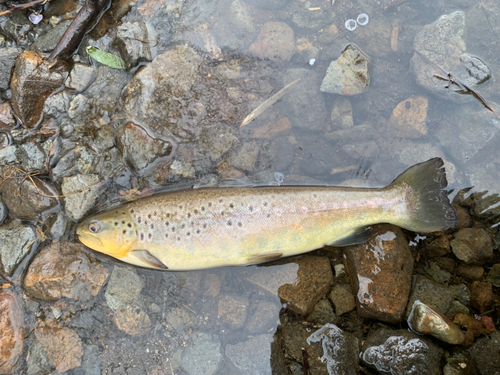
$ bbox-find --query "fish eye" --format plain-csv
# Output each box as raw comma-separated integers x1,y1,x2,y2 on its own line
88,221,101,233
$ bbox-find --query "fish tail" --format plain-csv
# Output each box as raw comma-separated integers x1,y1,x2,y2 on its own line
388,158,457,232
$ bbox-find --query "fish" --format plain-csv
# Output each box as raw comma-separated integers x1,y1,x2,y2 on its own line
76,158,457,270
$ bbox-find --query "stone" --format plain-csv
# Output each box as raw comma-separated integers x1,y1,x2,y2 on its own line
35,326,83,373
0,48,22,90
26,339,55,375
271,136,294,171
405,275,455,320
33,20,71,52
11,51,69,128
0,102,16,131
249,22,296,62
451,228,493,265
64,62,95,92
457,264,484,280
342,140,379,159
2,12,33,42
244,0,291,11
324,124,379,144
278,256,333,315
449,283,471,306
343,224,413,323
23,242,109,301
487,263,500,287
0,219,37,277
246,300,280,334
426,261,452,284
446,300,470,319
0,291,24,374
454,204,472,229
170,160,195,178
426,235,451,257
181,332,221,375
227,140,261,172
228,0,255,33
198,124,237,160
470,281,493,313
330,97,353,129
306,299,336,325
217,294,249,329
61,174,101,221
0,200,6,227
470,331,500,375
225,334,273,375
105,265,144,311
113,305,151,335
329,284,356,316
251,117,291,139
362,329,443,375
320,44,370,95
114,21,154,69
166,307,196,334
388,96,428,138
244,262,298,296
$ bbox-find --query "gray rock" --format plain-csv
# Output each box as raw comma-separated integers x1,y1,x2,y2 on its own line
324,124,380,144
244,0,292,11
2,12,33,43
114,21,155,69
0,199,6,226
246,300,280,334
170,160,195,178
271,136,294,172
64,62,95,92
181,332,221,375
470,331,500,375
306,299,336,325
0,47,23,90
61,174,101,221
329,284,356,316
78,344,100,375
330,97,353,129
225,334,273,375
229,0,256,33
249,22,296,62
487,263,500,287
27,339,55,375
68,94,91,120
342,141,379,159
105,265,144,311
0,219,37,276
84,65,130,108
0,145,17,171
43,91,70,119
451,228,493,265
320,44,370,95
448,283,471,306
405,275,455,320
33,20,71,52
17,141,47,173
166,307,196,334
228,140,260,171
198,124,237,161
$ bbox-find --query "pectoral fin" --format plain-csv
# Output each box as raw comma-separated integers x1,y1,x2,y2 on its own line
328,226,372,247
130,250,169,269
247,252,283,264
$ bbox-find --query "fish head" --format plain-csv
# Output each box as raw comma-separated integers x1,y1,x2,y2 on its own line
76,209,138,259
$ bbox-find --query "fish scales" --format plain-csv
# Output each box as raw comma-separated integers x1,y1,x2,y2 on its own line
76,158,457,270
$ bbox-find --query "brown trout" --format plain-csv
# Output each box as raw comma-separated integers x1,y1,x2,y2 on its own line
76,158,457,270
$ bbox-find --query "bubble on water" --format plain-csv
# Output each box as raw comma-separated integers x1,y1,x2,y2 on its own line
309,58,316,66
274,172,284,185
357,13,369,26
345,19,357,31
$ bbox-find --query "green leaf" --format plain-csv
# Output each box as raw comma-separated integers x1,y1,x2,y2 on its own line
86,46,126,69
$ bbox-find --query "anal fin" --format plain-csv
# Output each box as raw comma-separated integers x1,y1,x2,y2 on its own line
131,250,169,269
327,226,372,247
247,252,283,264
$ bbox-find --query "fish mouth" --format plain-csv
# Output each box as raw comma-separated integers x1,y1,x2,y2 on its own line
76,231,103,247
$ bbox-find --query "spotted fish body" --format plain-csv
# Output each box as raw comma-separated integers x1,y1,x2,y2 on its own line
77,158,457,270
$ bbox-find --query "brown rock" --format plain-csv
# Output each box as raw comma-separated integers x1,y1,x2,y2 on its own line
246,300,280,334
0,291,24,375
217,159,244,180
389,96,428,138
425,235,450,257
278,256,333,315
217,294,249,329
249,22,296,62
0,102,16,131
454,204,472,229
471,281,493,313
35,326,83,373
330,97,353,129
457,264,484,280
24,242,109,301
344,224,413,323
204,273,222,297
451,228,493,265
329,284,356,316
251,117,291,139
113,305,151,335
11,51,69,128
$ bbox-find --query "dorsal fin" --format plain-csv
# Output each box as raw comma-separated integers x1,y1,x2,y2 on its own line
327,226,372,247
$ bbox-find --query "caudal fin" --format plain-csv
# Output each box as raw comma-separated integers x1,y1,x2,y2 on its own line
388,158,457,233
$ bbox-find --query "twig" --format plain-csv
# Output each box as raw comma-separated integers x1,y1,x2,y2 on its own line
0,0,49,17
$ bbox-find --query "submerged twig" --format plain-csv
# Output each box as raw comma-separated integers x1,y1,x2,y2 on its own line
0,0,50,17
240,78,301,127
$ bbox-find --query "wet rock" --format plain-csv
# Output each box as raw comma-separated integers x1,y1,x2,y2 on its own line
117,122,174,173
446,300,470,319
170,160,195,178
282,68,327,132
324,124,380,144
113,305,151,335
0,102,15,130
23,242,109,301
11,51,69,128
470,281,493,313
105,265,144,311
217,294,249,329
320,44,370,95
426,235,451,257
306,298,336,325
470,331,500,374
451,228,493,265
411,11,491,102
329,284,356,316
245,0,291,11
487,263,500,287
0,200,6,226
84,65,130,109
407,300,465,345
342,140,379,159
166,307,196,334
0,219,37,276
0,291,24,374
405,275,455,320
249,22,296,62
388,96,428,138
344,225,413,323
426,261,452,284
0,146,18,171
271,136,294,171
0,48,22,90
198,124,237,161
68,93,91,121
33,20,71,52
225,334,273,375
246,300,280,334
61,174,101,221
228,0,256,33
278,256,333,315
244,262,298,296
35,326,83,373
114,21,155,69
457,263,484,280
64,62,95,92
362,329,443,375
227,140,260,171
454,204,472,229
43,90,69,120
181,332,221,375
123,45,203,141
2,12,33,43
27,339,55,375
449,283,471,306
354,18,393,57
454,313,494,345
251,117,291,140
330,97,353,129
1,176,58,220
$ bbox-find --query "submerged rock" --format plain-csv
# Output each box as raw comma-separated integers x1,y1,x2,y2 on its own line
388,96,428,138
0,291,24,374
113,305,151,336
34,326,83,373
329,284,356,316
470,281,493,313
405,275,455,320
451,228,493,265
181,332,221,375
330,97,353,129
0,102,16,131
470,331,500,375
23,242,109,301
217,294,249,329
249,22,296,62
64,62,95,92
105,265,144,311
225,334,273,375
114,21,155,69
0,219,37,277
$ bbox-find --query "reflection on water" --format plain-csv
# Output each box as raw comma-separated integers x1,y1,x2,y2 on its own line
0,0,500,373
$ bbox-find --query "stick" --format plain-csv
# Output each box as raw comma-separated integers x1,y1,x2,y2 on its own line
0,0,49,17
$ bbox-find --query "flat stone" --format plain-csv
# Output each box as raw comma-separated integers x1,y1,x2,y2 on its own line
61,174,101,221
470,281,493,313
198,124,237,160
343,224,413,323
0,291,24,374
35,326,83,373
244,262,298,296
405,275,455,320
0,48,23,90
0,102,16,131
425,235,451,257
470,331,500,374
64,62,95,92
252,117,291,139
249,22,295,62
388,96,428,138
33,20,71,52
217,294,249,329
0,219,37,277
113,305,151,335
27,339,54,375
278,255,333,315
225,334,273,375
306,299,336,325
246,300,280,334
329,284,356,316
23,242,109,301
181,332,221,375
105,265,144,311
228,140,260,171
330,97,353,129
228,0,256,33
451,228,493,265
320,44,370,95
114,21,154,69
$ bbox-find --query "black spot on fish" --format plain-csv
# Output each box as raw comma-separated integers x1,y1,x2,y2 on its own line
154,211,157,216
130,209,134,213
127,223,132,228
194,209,198,214
249,206,253,212
150,224,154,229
122,212,125,215
314,194,317,198
187,213,191,218
201,207,205,211
191,222,194,226
148,214,151,219
208,202,212,207
221,211,225,216
203,224,207,229
145,220,148,225
177,237,181,241
238,222,242,227
165,234,168,238
264,202,268,206
123,230,126,234
181,224,185,229
138,217,142,223
167,213,170,218
187,232,190,236
148,233,152,239
196,230,200,234
122,221,125,224
140,233,144,240
267,214,271,218
230,203,234,208
165,222,169,226
179,205,183,209
114,222,119,226
227,221,232,226
172,227,176,232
